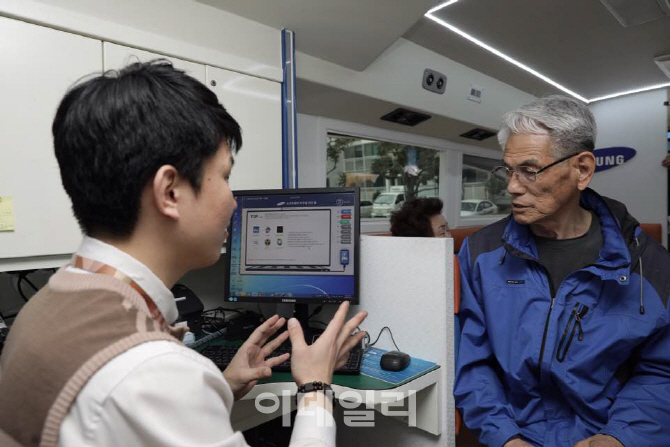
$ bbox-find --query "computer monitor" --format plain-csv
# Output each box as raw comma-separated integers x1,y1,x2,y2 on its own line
224,187,359,311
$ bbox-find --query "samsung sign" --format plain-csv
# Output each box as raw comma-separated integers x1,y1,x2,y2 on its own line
594,147,636,173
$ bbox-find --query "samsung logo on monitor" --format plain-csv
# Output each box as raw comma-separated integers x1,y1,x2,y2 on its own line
594,147,636,173
281,298,296,303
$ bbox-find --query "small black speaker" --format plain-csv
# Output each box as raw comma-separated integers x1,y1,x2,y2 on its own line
171,284,204,335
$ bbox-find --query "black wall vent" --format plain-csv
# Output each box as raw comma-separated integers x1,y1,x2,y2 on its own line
381,108,431,127
460,128,497,141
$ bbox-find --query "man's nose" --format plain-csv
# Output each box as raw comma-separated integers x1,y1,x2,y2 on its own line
506,172,525,195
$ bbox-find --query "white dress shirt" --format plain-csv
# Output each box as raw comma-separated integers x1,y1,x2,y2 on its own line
59,237,335,446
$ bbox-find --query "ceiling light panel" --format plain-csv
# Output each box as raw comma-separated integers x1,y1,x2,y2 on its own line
424,10,588,102
425,1,670,103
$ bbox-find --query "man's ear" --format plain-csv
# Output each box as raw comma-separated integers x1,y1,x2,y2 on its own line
152,165,181,221
576,151,596,191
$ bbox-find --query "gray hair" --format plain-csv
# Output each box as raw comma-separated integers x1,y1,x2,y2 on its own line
497,95,597,158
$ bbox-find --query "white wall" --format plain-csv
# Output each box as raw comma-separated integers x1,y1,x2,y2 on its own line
589,89,668,247
298,38,535,131
296,37,535,233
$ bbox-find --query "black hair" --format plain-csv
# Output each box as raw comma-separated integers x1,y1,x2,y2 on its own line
52,60,242,238
390,197,444,237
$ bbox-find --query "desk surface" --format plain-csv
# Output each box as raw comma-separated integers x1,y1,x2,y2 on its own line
195,336,439,390
196,336,444,436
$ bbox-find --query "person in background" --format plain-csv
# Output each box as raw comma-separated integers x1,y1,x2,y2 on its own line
0,60,367,447
455,95,670,447
390,197,450,238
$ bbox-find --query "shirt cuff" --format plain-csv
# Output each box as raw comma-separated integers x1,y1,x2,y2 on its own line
290,404,336,447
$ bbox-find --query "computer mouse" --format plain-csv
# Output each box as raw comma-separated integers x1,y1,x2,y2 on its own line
380,351,411,372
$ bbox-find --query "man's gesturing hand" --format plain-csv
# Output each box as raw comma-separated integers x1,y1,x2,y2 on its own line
223,314,290,400
288,301,368,386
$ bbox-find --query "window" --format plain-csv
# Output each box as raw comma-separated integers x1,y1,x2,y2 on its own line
461,154,510,218
326,134,440,220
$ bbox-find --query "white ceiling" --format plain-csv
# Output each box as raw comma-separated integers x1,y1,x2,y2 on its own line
405,0,670,100
198,0,670,128
199,0,670,99
197,0,435,71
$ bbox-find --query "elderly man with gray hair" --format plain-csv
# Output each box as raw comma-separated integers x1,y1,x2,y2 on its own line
455,95,670,447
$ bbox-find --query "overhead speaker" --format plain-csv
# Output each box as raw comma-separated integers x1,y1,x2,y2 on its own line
380,108,431,127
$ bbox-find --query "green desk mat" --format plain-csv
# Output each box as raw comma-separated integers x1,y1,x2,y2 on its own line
194,337,440,391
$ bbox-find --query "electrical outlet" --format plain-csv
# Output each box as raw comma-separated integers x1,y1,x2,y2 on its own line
422,69,446,94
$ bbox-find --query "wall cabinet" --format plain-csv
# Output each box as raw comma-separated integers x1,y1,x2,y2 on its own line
0,21,282,270
206,65,282,191
104,43,283,192
0,17,101,262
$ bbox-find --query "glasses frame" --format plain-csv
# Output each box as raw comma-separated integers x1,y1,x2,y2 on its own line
492,152,583,183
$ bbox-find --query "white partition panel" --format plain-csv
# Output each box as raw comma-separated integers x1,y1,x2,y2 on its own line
0,17,101,262
337,235,455,446
206,66,282,191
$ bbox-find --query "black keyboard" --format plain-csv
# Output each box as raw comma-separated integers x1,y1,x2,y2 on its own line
201,341,363,375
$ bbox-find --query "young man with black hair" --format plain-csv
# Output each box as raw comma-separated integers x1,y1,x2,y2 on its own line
0,61,367,446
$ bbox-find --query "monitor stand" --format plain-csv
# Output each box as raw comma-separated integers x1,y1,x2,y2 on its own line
293,303,323,344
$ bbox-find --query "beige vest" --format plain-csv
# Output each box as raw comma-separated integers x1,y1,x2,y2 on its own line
0,269,180,447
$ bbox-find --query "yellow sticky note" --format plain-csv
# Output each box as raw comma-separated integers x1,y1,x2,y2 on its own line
0,196,16,232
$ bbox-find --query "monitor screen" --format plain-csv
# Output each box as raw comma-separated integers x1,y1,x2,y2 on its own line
224,187,359,304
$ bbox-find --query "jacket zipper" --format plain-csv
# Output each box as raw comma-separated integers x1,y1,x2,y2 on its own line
556,303,589,362
537,266,555,369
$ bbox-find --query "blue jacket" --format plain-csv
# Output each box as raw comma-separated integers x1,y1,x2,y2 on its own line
455,189,670,447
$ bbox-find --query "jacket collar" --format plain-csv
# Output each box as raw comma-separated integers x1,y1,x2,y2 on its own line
501,188,633,282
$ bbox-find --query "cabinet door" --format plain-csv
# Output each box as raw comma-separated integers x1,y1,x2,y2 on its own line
207,66,282,191
0,17,102,259
104,44,281,189
103,42,206,84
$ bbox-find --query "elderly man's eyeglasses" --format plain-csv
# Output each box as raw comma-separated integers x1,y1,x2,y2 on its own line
491,152,581,183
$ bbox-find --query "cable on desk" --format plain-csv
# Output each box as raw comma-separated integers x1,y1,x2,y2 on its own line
6,269,44,303
367,326,401,352
201,307,239,333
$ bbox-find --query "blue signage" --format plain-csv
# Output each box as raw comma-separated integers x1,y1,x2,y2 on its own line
594,147,636,173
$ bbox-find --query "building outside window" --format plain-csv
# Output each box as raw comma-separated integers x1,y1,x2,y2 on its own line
326,134,440,219
461,154,510,218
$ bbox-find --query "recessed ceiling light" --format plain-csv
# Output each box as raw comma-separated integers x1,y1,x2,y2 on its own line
425,3,670,103
589,82,670,103
427,0,460,15
425,10,588,102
